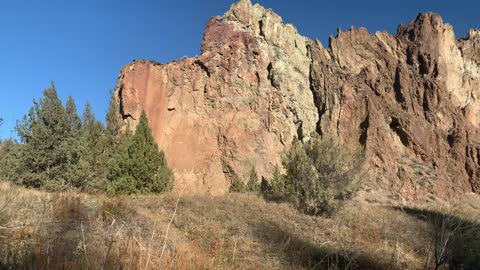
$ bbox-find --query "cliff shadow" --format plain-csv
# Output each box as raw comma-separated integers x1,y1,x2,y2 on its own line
248,220,393,270
392,206,480,270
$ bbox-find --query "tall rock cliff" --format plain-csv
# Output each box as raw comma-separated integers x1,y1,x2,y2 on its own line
114,0,480,199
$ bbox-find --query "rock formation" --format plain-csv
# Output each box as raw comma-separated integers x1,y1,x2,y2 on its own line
114,0,480,200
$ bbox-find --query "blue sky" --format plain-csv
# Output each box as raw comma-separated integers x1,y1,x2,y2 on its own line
0,0,478,139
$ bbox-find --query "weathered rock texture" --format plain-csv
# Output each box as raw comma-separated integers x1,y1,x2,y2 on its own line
114,0,480,199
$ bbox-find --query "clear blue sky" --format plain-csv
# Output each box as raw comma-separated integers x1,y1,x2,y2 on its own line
0,0,478,139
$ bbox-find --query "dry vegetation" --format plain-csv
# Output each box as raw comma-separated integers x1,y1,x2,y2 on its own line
0,182,479,270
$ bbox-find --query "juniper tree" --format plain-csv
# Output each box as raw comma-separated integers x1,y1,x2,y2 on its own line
105,90,125,149
0,139,22,181
13,84,84,189
0,117,3,144
66,96,82,133
246,166,260,194
107,110,173,195
76,101,108,190
16,106,36,144
229,176,246,193
14,85,69,187
228,166,260,194
262,164,290,201
82,102,95,125
63,96,85,187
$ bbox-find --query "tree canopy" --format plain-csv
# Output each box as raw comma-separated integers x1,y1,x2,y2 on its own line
0,85,173,195
107,110,173,195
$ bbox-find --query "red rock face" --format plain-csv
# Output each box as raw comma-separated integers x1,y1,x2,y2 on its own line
115,0,480,200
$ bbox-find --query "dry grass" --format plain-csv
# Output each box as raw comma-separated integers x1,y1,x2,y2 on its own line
0,182,479,269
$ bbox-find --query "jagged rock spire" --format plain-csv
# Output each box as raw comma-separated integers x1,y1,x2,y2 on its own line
114,1,480,201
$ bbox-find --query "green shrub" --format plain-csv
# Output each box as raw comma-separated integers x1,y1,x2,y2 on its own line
263,136,363,216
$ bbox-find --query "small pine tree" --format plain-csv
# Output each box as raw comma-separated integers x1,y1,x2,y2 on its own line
246,166,260,194
63,96,84,188
16,106,37,144
105,90,124,148
94,91,127,192
66,96,82,133
107,110,173,195
0,139,23,182
82,102,95,125
78,101,108,191
262,165,291,201
229,176,246,193
229,166,260,194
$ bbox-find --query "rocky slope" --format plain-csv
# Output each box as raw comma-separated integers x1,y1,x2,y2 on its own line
114,0,480,199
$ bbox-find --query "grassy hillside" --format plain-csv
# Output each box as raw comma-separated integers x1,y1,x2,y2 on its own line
0,182,479,270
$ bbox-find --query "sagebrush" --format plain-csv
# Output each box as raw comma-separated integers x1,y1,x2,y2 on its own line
263,136,364,216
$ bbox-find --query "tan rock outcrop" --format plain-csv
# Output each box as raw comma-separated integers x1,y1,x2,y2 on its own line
114,1,480,200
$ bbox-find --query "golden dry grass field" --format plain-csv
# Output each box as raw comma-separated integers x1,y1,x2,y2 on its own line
0,182,479,270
